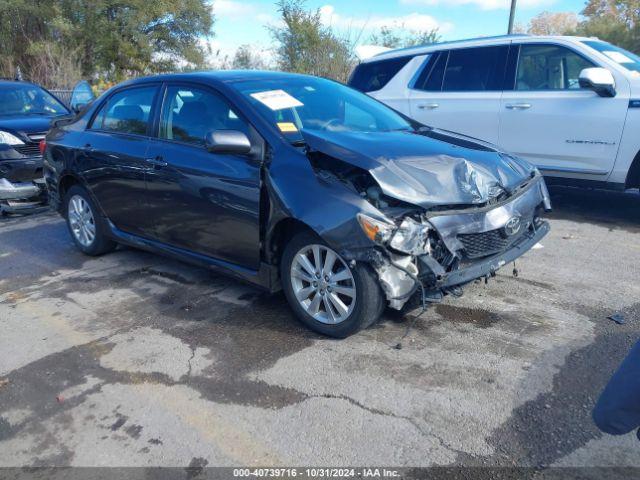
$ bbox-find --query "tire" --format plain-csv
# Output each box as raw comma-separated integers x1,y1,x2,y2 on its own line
281,231,385,338
64,185,117,256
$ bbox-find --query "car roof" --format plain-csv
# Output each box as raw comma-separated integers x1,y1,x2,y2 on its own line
364,34,598,62
120,70,319,88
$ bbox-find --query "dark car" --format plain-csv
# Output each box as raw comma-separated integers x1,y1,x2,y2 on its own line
0,80,71,214
44,71,551,337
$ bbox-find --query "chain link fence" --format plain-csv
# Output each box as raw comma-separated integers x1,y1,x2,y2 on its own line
49,89,73,107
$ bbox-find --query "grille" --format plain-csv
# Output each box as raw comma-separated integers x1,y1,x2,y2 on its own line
458,229,510,259
14,142,41,157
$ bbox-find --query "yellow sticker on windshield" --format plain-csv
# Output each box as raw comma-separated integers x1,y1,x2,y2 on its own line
277,122,298,133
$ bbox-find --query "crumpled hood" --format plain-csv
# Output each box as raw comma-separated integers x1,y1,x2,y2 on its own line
301,128,537,208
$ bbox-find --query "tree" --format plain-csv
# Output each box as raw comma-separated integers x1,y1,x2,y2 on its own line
368,25,441,49
270,0,357,82
575,0,640,54
0,0,214,85
525,11,578,35
232,44,268,70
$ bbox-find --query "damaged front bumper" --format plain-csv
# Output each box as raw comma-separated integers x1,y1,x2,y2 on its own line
373,175,551,310
0,177,47,213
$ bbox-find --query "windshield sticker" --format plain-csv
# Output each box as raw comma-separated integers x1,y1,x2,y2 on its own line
603,51,634,64
250,90,303,110
277,122,298,133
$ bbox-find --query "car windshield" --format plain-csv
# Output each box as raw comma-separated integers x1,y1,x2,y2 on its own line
582,40,640,74
233,76,413,143
0,84,69,116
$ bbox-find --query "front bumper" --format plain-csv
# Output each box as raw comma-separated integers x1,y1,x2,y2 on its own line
0,178,46,213
435,219,549,288
374,175,551,310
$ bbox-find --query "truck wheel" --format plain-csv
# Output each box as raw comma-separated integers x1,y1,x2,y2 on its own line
64,185,116,256
281,231,385,338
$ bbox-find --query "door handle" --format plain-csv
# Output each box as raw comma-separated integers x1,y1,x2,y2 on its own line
417,103,439,110
81,143,94,153
145,156,167,167
505,103,532,110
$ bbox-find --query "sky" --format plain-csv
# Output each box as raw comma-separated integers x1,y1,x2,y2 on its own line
207,0,587,62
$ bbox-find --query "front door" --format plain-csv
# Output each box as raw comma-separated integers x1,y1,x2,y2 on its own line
144,84,262,270
82,84,159,237
498,43,628,178
408,45,509,144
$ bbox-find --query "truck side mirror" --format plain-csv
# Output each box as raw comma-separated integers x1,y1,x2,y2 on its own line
579,68,616,98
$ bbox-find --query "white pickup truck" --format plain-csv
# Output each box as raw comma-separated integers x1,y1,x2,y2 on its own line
349,35,640,192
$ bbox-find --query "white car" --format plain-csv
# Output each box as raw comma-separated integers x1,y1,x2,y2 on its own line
349,34,640,192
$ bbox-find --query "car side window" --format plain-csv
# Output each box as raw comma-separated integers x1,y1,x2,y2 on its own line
413,51,447,91
159,86,249,145
441,46,508,92
91,86,157,135
516,44,595,91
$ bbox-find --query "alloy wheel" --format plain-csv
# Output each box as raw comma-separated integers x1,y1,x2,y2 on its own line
290,244,356,324
68,194,96,247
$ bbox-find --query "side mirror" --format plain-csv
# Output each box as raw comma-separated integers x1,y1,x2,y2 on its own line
205,130,252,155
72,102,87,114
579,68,616,97
69,80,95,113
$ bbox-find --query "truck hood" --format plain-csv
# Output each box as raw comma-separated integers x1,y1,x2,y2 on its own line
301,128,537,209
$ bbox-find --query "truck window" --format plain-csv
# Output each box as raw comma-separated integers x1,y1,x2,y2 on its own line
516,44,595,91
442,46,508,92
349,56,414,93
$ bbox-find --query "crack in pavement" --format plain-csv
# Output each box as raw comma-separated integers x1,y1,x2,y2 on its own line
309,393,470,458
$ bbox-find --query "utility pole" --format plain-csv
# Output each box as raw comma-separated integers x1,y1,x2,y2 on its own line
508,0,517,34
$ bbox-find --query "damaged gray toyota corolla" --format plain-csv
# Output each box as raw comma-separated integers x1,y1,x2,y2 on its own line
239,74,551,336
46,71,550,338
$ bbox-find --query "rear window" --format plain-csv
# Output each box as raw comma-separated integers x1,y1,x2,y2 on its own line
349,56,414,92
414,46,509,92
443,46,508,91
91,86,157,135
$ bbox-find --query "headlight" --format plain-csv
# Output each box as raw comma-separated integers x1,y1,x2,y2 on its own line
389,217,430,255
358,213,431,256
357,213,395,243
0,131,24,146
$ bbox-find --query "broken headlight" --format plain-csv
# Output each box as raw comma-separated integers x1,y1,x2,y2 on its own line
357,214,431,256
357,213,395,244
388,217,431,256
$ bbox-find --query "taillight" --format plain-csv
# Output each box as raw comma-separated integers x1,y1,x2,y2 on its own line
39,139,46,155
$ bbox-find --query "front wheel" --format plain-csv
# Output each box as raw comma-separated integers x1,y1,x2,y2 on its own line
65,185,117,256
281,232,385,338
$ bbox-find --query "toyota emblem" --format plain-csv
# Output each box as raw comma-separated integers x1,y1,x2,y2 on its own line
503,216,522,237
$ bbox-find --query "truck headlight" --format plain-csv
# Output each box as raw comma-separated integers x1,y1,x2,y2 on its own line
0,131,24,146
389,217,431,256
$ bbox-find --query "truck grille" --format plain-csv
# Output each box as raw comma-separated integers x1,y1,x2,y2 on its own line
14,142,41,157
458,229,510,259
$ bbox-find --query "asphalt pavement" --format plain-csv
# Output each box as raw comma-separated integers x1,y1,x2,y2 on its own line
0,186,639,472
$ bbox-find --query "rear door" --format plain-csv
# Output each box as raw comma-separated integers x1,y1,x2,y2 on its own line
498,42,629,178
82,84,159,237
144,83,262,269
408,44,509,144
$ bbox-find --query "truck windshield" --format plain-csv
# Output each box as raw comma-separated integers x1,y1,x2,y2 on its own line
233,76,413,144
0,84,69,116
582,40,640,74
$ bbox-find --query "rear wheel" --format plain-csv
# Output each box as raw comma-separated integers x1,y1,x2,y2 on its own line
64,185,116,256
281,231,385,338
